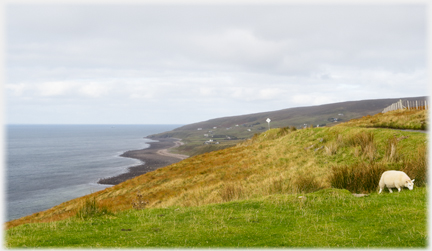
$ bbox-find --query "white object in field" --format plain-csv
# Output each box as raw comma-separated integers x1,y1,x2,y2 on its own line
378,170,415,194
266,118,271,129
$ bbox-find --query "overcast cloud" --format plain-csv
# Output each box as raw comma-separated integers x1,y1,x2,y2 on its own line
5,4,427,124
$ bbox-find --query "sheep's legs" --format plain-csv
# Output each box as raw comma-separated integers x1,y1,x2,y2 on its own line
388,188,393,193
378,188,383,194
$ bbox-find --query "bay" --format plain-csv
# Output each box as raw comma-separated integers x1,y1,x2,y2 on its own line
6,124,180,221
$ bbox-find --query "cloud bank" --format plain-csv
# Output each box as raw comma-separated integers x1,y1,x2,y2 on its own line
5,4,427,124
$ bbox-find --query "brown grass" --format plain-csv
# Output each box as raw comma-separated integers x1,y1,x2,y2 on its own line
342,109,428,130
219,182,244,202
330,163,388,193
344,131,377,161
402,145,428,186
294,170,325,193
385,136,399,162
6,114,427,229
325,142,338,155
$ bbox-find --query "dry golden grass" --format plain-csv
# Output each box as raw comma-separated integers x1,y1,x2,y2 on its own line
342,109,428,130
6,110,428,229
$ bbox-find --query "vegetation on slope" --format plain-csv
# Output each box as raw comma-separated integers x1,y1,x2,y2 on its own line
343,109,428,130
6,109,427,232
150,97,427,156
6,187,427,248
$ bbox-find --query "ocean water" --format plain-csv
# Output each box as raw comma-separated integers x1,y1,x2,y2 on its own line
5,124,181,221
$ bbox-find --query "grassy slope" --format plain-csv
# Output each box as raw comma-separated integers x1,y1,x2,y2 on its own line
151,97,427,156
5,110,428,247
6,187,427,248
343,109,428,130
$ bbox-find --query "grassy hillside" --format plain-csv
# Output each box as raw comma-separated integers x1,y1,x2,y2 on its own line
5,109,428,247
6,187,427,248
150,97,427,156
343,109,428,130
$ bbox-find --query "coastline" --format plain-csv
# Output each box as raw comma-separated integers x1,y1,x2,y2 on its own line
98,138,188,185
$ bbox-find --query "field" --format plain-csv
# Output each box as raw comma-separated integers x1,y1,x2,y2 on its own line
6,187,427,248
5,109,428,248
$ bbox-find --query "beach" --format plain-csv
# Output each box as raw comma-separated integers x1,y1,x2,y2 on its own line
98,138,188,185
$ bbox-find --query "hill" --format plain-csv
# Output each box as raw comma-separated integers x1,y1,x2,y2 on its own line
6,109,427,242
149,96,427,156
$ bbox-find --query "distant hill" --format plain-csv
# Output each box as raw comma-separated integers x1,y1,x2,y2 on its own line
150,97,427,145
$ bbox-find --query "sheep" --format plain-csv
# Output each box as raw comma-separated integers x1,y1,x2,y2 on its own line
378,170,415,194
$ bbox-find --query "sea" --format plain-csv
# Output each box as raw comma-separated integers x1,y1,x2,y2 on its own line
5,124,181,222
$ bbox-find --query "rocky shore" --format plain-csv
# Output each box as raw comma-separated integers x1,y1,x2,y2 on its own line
98,138,188,185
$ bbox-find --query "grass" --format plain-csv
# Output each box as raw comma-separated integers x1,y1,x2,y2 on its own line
76,197,111,220
343,109,428,130
330,162,389,193
5,109,428,248
6,120,427,229
6,187,427,248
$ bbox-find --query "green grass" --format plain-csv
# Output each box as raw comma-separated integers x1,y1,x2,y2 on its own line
6,187,427,248
5,109,428,247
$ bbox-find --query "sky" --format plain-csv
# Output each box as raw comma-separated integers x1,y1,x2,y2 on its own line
4,2,428,125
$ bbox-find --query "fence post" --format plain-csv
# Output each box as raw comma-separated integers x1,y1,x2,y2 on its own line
416,100,418,110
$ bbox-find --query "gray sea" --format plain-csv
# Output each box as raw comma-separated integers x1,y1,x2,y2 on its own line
5,124,180,221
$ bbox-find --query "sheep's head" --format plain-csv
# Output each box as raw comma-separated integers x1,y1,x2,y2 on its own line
405,179,415,190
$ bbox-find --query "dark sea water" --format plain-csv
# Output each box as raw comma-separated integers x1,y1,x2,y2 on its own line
5,124,181,221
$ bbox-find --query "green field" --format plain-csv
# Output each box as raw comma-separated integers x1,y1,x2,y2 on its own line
6,187,427,248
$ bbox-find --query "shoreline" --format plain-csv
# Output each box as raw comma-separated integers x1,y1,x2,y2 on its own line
98,138,188,185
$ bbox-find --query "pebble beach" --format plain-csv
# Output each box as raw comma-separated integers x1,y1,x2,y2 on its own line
98,138,188,185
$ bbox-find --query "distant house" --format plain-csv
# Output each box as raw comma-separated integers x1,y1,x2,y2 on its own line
247,129,252,132
213,127,217,129
204,134,209,137
204,139,214,144
197,128,202,130
327,118,341,122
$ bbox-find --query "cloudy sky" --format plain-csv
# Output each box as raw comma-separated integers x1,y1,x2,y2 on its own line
4,3,428,124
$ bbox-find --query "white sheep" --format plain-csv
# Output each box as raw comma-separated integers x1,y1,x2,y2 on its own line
378,170,415,194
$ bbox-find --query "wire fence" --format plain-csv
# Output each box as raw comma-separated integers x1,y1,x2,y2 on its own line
382,99,428,113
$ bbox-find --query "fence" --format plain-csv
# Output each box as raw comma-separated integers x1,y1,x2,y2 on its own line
382,99,428,113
